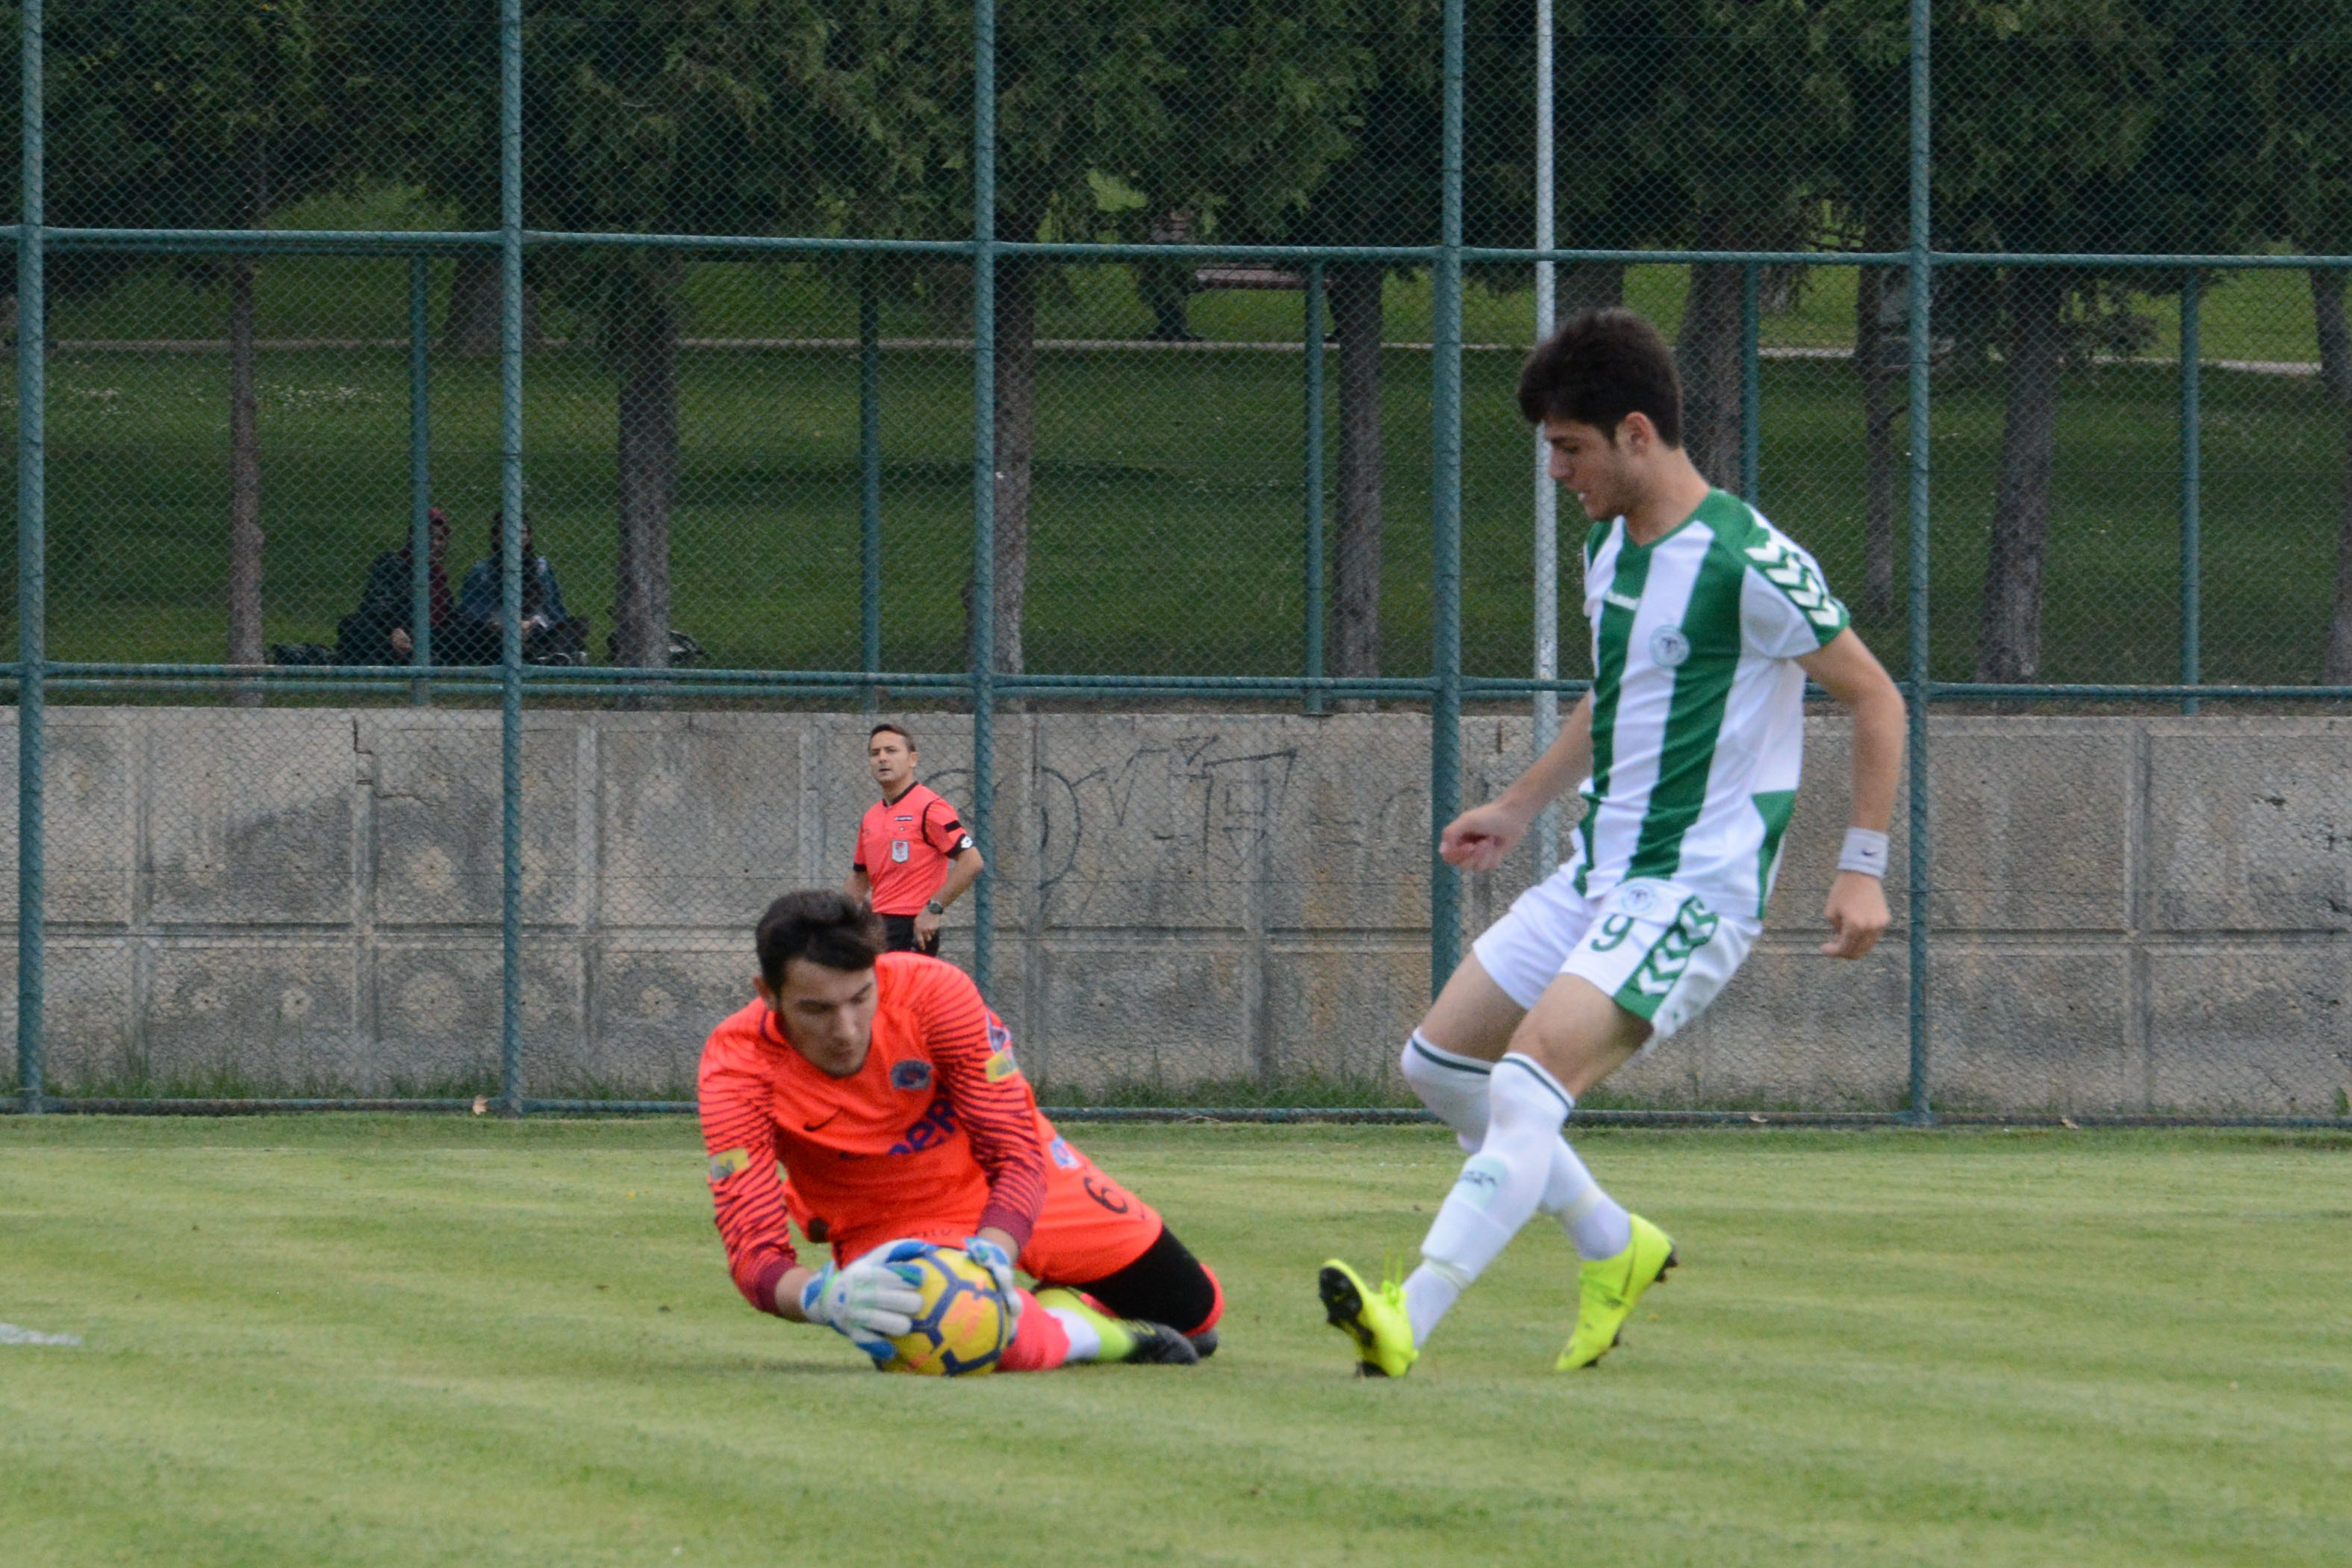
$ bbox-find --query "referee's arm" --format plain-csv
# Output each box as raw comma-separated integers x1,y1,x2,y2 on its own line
913,810,985,945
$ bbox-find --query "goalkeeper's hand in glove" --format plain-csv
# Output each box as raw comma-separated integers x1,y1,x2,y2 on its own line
962,1235,1024,1334
799,1242,927,1364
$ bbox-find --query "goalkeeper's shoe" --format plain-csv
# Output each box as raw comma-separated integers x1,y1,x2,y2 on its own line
1317,1259,1416,1378
1032,1287,1200,1366
1555,1213,1676,1371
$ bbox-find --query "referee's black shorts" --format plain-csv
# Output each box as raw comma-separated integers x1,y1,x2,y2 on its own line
879,912,941,956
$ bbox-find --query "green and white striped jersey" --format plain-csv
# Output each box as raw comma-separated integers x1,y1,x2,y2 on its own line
1570,488,1849,918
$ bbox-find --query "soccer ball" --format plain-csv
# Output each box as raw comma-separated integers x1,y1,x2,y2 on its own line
884,1246,1011,1377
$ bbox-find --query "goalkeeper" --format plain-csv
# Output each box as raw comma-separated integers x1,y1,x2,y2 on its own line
698,889,1222,1369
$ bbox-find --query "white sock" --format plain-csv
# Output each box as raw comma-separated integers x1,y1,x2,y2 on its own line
1400,1032,1490,1153
1403,1031,1627,1254
1401,1258,1469,1347
1543,1138,1634,1260
1410,1054,1574,1343
1046,1307,1103,1363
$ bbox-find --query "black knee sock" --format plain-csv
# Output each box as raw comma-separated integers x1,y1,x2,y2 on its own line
1072,1224,1220,1337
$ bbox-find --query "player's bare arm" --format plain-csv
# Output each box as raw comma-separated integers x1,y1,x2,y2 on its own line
841,866,872,901
1439,691,1595,873
1796,629,1905,960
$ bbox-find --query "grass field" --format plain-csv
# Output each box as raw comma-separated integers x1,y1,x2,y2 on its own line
19,341,2350,686
11,238,2352,686
3,1117,2346,1566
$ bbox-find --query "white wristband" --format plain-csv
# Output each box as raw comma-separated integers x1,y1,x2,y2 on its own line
1838,827,1889,879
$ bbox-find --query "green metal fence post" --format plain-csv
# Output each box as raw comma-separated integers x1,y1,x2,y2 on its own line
2180,270,2201,717
1428,0,1466,994
1531,0,1560,871
408,254,434,706
16,0,45,1113
968,0,998,996
1303,261,1326,717
859,261,883,710
1740,261,1762,505
1904,0,1934,1125
498,0,526,1116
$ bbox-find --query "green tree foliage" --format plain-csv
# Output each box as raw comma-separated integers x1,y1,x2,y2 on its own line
47,0,379,677
1933,0,2262,681
788,0,1370,675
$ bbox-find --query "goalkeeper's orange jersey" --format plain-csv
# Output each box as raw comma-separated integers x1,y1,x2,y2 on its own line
697,952,1051,1314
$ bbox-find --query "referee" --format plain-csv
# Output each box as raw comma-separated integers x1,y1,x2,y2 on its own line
841,723,984,955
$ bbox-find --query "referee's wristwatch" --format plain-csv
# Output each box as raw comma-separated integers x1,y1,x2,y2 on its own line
924,900,945,915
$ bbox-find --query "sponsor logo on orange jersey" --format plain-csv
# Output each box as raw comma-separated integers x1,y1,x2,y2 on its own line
707,1147,751,1182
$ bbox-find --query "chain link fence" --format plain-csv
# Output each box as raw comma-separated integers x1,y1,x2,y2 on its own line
4,1,2351,1123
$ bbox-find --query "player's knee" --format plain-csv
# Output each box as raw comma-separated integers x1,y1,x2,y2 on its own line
1401,1030,1490,1148
1080,1224,1219,1337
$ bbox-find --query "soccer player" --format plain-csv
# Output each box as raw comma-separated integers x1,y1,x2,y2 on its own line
843,723,983,956
700,889,1223,1370
1319,308,1907,1376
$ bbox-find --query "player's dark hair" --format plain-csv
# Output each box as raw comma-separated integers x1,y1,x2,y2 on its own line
756,890,886,986
868,721,914,749
1516,308,1684,448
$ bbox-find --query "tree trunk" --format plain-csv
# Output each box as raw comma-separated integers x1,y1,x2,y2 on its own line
1976,267,2068,682
984,258,1037,679
1330,264,1384,696
1855,264,1901,617
1676,243,1745,489
2312,268,2352,404
225,256,264,700
611,270,679,671
445,252,539,356
2329,406,2352,682
2307,269,2352,681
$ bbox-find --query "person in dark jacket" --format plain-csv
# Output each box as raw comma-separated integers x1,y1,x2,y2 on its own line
459,511,589,664
337,507,474,664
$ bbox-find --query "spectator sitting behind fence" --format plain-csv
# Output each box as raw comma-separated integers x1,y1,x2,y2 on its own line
336,506,459,665
461,511,589,665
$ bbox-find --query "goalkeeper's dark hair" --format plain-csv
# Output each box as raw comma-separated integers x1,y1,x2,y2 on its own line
756,890,886,986
1516,308,1684,448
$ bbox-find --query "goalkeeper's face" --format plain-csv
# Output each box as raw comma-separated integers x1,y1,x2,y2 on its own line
757,959,881,1077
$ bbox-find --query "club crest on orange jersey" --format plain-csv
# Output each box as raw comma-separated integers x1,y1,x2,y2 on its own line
890,1059,933,1092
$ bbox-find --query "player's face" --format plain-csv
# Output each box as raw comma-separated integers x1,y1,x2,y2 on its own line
1543,417,1637,521
867,734,915,792
759,959,880,1077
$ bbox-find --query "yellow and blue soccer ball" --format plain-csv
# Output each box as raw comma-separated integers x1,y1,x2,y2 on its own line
884,1245,1011,1377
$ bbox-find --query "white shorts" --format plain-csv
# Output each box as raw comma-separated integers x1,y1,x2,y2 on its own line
1469,868,1758,1043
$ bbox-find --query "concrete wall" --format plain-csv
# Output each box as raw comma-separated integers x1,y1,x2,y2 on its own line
0,708,2345,1114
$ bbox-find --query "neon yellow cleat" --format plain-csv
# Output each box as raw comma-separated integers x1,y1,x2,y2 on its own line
1318,1259,1417,1378
1555,1214,1677,1371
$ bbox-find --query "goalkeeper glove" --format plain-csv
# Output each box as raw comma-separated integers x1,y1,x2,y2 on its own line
799,1243,926,1364
962,1235,1024,1334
